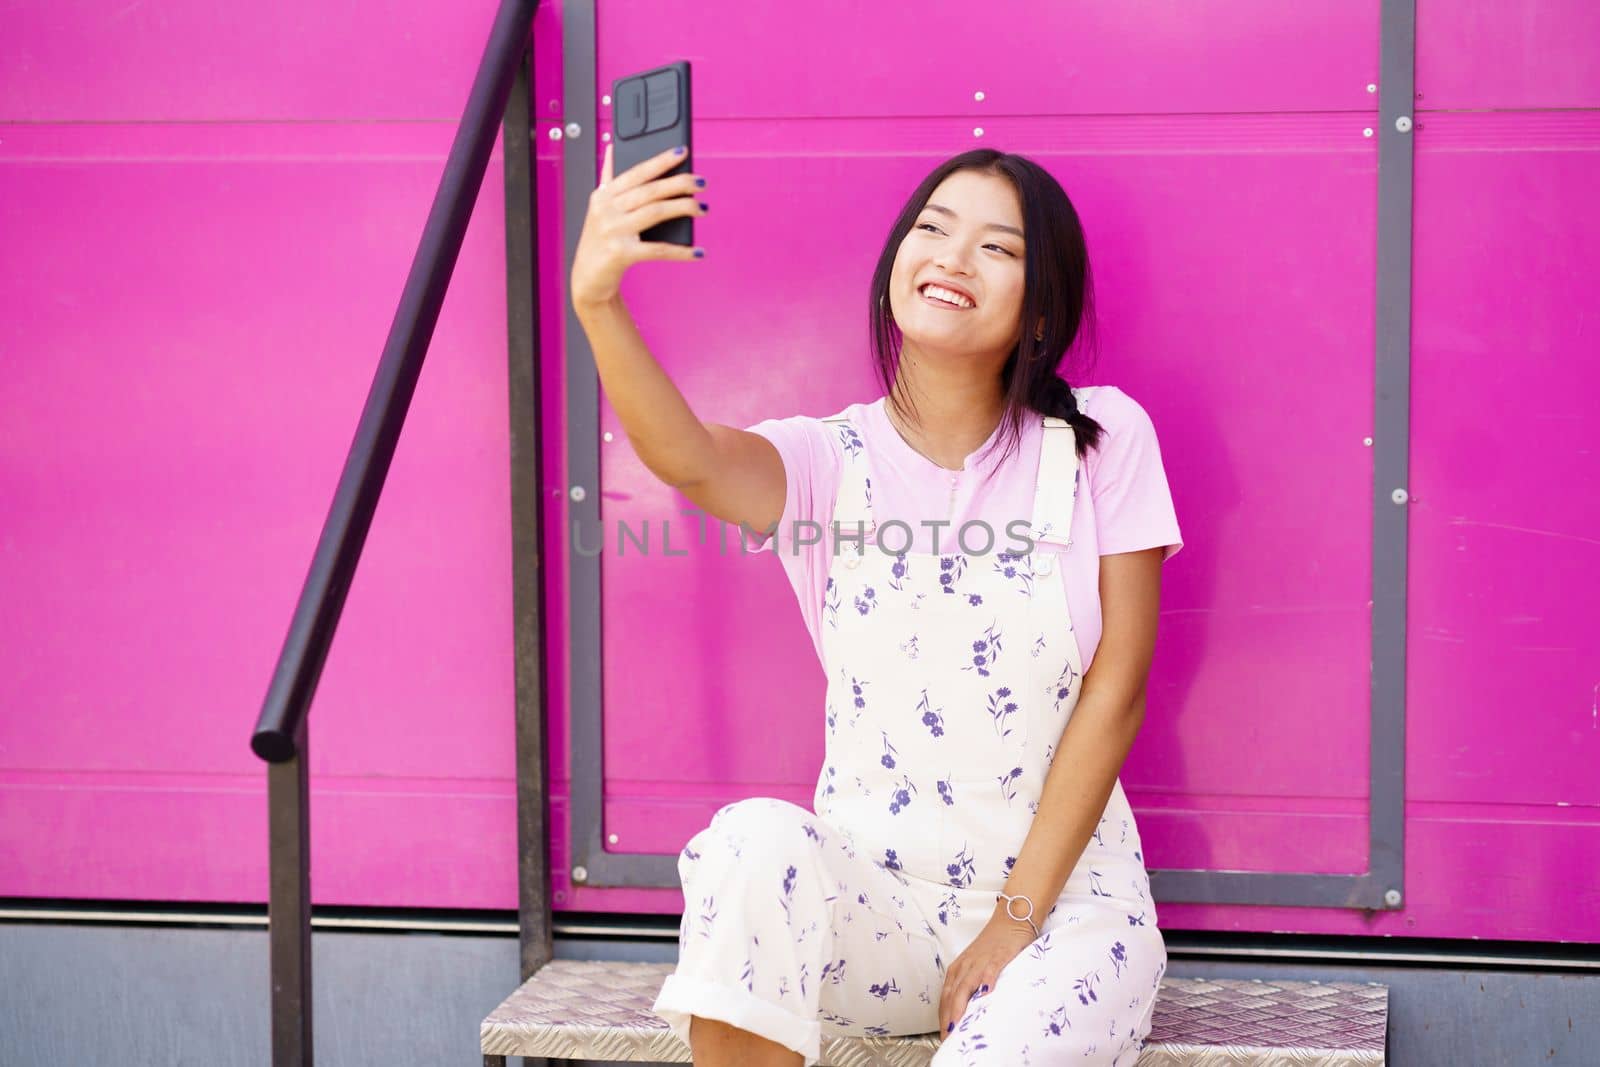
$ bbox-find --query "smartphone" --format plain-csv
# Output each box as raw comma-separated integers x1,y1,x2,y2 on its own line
610,60,693,247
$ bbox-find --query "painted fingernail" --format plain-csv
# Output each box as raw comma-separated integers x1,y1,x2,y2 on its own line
946,1022,954,1033
693,248,705,258
694,177,706,187
980,984,989,993
673,145,687,156
699,201,709,213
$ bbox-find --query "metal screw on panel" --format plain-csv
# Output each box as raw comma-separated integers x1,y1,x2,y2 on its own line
603,431,614,442
1363,437,1373,447
608,833,619,844
974,90,986,101
1391,488,1408,505
602,132,611,143
572,866,589,883
566,121,583,139
548,127,563,141
973,127,985,138
1367,84,1377,93
602,94,612,106
570,485,587,502
1363,128,1374,138
1395,116,1413,133
1384,889,1402,907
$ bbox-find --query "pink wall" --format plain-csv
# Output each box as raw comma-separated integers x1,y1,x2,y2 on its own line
3,2,1597,945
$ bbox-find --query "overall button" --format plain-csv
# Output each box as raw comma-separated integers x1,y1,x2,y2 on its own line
1036,554,1055,576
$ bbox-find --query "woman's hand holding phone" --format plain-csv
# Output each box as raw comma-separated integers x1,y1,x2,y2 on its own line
569,142,707,309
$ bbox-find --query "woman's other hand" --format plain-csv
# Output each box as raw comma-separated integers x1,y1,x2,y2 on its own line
937,918,1036,1040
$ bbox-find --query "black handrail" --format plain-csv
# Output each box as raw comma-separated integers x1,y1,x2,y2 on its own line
249,1,540,1063
251,0,539,763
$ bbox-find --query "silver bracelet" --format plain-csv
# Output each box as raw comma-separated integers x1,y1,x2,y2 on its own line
996,891,1040,938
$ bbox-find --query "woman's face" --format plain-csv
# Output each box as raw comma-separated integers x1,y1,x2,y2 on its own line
887,169,1028,362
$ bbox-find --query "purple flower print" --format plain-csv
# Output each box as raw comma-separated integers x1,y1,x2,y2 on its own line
883,848,901,871
986,686,1020,738
820,958,847,985
1032,633,1047,658
1003,855,1017,875
823,577,840,629
936,891,961,926
854,586,878,615
802,823,822,843
1109,940,1127,978
916,690,945,737
1088,869,1108,897
850,675,868,710
937,554,967,595
741,943,755,991
780,864,798,923
799,962,810,999
865,1024,891,1036
936,777,954,806
994,550,1033,595
863,474,872,508
697,895,717,938
887,775,916,815
1091,819,1106,847
1051,659,1079,712
1073,969,1101,1006
867,978,902,1000
967,593,983,606
880,732,897,769
680,845,700,862
945,843,977,888
1044,1003,1072,1038
888,553,909,592
998,766,1024,805
962,621,1004,676
1127,911,1146,926
822,764,836,799
838,423,863,459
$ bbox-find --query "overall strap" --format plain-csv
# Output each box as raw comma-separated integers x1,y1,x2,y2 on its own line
1028,415,1080,548
820,410,874,535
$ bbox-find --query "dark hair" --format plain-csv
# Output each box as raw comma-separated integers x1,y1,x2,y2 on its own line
867,149,1105,469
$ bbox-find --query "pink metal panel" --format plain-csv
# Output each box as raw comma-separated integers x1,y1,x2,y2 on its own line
0,119,522,907
1404,111,1600,812
1415,1,1600,110
0,0,548,122
597,1,1379,117
589,130,1381,877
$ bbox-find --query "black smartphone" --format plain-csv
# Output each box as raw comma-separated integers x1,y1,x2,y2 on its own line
610,60,693,247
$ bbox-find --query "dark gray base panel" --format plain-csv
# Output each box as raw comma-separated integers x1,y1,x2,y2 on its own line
4,923,1596,1066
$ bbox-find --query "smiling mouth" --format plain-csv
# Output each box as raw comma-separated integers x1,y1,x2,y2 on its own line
915,283,972,308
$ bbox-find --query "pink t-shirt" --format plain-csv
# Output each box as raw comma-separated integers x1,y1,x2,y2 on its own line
742,385,1183,673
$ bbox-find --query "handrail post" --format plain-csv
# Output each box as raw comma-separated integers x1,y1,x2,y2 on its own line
268,729,312,1065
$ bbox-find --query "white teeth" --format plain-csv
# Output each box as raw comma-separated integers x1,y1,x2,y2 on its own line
921,284,974,309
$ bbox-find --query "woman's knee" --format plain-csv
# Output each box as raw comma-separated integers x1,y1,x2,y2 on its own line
681,797,825,883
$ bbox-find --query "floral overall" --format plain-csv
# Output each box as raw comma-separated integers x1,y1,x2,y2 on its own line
653,409,1166,1066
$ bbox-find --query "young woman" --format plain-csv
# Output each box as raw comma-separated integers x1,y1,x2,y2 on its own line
571,143,1183,1067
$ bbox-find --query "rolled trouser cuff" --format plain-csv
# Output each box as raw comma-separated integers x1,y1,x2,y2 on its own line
652,972,822,1065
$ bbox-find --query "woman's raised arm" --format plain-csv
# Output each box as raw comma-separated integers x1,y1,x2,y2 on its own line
570,142,786,536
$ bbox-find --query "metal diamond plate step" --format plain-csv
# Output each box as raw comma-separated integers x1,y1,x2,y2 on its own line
481,959,1388,1065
